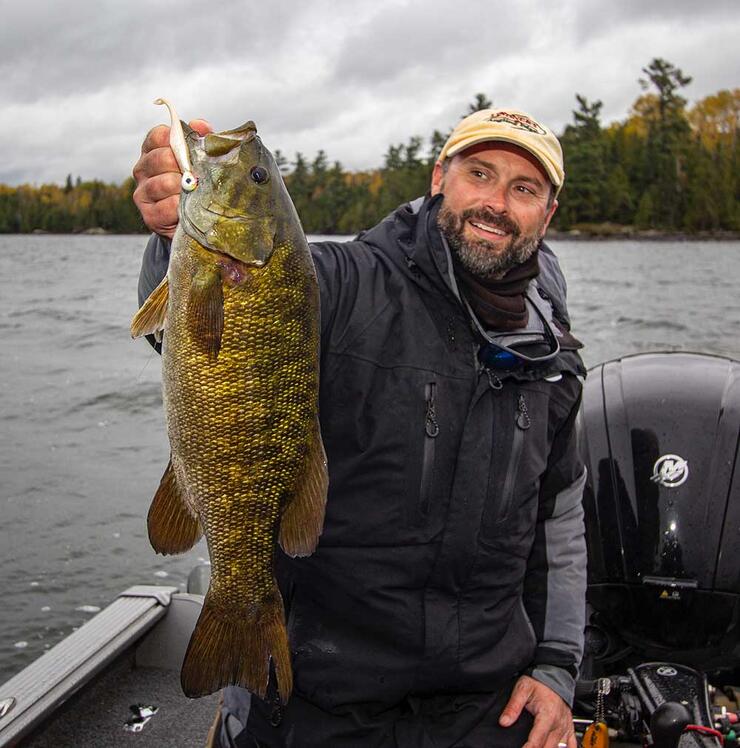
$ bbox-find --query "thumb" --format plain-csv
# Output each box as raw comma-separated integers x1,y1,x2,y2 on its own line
499,678,531,727
188,118,214,136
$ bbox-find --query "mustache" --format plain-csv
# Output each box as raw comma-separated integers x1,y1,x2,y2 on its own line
460,208,520,237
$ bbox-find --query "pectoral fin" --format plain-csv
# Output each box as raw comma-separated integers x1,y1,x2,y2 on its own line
279,418,328,557
188,266,224,361
131,276,169,338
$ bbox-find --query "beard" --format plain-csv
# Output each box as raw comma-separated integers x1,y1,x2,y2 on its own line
437,204,543,280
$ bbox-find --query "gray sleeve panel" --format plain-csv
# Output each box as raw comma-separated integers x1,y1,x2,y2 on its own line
529,663,576,708
543,467,587,648
527,467,587,706
138,233,171,306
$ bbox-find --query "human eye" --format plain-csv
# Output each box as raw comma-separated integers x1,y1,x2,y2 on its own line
513,183,540,200
469,168,488,180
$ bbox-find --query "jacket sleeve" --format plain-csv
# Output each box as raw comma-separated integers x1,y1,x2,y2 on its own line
137,233,171,351
139,233,171,305
523,377,587,706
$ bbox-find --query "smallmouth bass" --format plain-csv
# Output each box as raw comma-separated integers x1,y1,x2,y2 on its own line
132,99,328,702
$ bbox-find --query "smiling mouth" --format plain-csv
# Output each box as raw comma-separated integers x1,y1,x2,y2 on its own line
469,220,508,237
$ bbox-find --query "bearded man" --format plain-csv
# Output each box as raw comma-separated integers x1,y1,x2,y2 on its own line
134,107,587,748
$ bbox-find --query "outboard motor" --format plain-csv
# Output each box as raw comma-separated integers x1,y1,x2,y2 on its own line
577,352,740,746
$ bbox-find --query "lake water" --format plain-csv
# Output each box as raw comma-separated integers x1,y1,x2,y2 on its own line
1,234,739,682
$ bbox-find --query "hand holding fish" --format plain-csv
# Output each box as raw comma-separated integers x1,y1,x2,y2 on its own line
132,117,213,238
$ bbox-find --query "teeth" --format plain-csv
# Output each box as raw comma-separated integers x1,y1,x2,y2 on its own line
471,221,506,236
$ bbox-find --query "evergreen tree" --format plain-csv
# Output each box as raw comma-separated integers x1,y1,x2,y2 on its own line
638,58,693,228
558,95,607,227
466,93,493,115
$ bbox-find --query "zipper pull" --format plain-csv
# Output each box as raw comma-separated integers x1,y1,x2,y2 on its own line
516,393,531,430
486,369,503,391
425,383,440,438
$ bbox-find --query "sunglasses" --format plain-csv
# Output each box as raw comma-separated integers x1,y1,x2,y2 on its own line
476,293,561,370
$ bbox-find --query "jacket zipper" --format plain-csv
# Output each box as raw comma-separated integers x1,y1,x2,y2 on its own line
419,382,439,516
498,393,530,522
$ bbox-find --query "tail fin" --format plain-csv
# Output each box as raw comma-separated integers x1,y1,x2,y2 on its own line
181,589,292,702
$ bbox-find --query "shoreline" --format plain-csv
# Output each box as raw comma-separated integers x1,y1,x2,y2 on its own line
546,228,740,242
7,228,740,242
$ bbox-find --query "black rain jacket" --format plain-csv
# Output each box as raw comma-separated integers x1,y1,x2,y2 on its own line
138,194,588,710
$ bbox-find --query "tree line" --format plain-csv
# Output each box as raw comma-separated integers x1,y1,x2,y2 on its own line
0,59,736,235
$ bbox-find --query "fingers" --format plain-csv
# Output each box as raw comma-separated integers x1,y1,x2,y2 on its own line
133,144,181,182
499,677,532,726
189,118,213,136
522,710,574,748
141,124,171,156
132,131,182,236
503,677,575,748
131,116,211,236
133,191,180,239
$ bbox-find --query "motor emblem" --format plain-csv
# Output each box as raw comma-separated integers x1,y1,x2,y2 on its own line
651,454,689,488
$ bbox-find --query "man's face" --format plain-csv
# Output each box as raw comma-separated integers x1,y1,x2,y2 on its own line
431,142,558,279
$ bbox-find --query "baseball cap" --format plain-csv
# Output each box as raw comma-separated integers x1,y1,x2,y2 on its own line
438,108,565,196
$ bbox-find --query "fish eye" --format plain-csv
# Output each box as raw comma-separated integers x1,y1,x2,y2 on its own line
181,172,198,192
250,166,269,184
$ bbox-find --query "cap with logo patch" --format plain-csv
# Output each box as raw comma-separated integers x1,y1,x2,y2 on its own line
438,108,565,196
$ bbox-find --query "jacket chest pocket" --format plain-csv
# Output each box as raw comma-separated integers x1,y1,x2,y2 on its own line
480,386,551,542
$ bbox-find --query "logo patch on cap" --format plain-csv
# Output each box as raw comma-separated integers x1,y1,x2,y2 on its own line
486,111,546,135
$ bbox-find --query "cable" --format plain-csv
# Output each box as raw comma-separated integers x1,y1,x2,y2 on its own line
685,724,724,745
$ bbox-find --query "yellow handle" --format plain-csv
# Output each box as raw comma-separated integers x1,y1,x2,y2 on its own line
582,721,609,747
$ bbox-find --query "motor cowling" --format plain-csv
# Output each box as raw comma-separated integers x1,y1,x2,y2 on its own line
580,352,740,666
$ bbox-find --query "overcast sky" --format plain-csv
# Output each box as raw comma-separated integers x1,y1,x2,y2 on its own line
1,0,737,186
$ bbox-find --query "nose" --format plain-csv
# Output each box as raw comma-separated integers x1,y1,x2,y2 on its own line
483,183,508,213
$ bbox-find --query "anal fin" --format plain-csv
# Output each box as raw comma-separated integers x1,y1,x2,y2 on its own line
279,418,328,557
131,276,169,338
148,459,202,554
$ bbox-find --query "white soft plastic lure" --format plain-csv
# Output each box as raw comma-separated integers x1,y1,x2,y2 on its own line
154,97,198,192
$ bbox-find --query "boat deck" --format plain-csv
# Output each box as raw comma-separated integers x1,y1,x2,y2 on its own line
23,647,219,747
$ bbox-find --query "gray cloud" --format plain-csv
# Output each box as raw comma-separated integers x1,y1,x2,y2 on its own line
0,0,737,185
0,0,304,102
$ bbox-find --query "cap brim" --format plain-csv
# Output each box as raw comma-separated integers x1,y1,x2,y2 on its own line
445,135,562,190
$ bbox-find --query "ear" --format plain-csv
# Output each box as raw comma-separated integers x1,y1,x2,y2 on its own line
430,161,445,196
540,198,558,237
